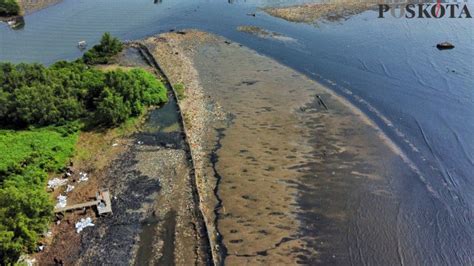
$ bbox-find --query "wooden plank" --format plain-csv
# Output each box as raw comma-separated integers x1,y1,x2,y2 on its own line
54,200,99,213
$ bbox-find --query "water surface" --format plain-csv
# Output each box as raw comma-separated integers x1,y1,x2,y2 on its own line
1,0,473,264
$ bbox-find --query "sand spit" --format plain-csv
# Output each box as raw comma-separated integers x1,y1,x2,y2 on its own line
142,31,228,264
263,1,376,24
237,26,297,43
143,30,417,265
18,0,62,14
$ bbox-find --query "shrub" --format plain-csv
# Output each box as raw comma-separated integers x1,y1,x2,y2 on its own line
94,88,131,126
83,32,123,65
0,127,77,264
174,83,185,100
0,61,167,128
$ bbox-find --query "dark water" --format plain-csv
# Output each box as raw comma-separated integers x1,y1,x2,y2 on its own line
1,0,473,264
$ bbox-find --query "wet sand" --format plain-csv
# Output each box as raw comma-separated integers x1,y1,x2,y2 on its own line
237,26,297,43
145,30,420,265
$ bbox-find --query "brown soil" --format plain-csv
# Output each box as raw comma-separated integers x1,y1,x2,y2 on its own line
34,115,139,264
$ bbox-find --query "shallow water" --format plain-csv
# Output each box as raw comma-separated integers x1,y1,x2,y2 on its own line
1,0,473,264
191,38,467,265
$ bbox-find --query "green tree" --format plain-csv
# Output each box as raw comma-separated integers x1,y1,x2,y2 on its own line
0,0,20,16
83,32,123,65
0,185,52,264
94,88,131,126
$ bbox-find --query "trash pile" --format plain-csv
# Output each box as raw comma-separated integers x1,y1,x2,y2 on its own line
56,195,67,209
75,217,95,233
66,184,75,193
47,178,68,189
78,172,89,183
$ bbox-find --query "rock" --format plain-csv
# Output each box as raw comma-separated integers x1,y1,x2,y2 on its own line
436,42,455,50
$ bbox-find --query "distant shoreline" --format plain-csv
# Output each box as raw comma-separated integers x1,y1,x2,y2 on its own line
0,0,62,23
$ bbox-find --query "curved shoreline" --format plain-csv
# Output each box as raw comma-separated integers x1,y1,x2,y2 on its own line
140,29,428,264
128,41,215,264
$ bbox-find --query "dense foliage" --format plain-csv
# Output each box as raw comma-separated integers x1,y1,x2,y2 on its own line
0,53,167,263
0,124,78,264
83,32,123,65
0,61,168,127
0,0,20,16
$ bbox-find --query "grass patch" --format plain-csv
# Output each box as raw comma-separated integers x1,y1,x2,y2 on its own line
174,83,186,100
74,111,146,172
0,124,79,176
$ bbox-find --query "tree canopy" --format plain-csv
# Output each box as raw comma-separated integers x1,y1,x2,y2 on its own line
83,32,124,65
0,61,168,127
0,0,20,16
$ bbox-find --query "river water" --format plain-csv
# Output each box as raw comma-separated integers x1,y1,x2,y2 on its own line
1,0,473,264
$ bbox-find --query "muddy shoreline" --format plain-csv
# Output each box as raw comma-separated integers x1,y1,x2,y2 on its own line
143,30,421,265
36,29,423,265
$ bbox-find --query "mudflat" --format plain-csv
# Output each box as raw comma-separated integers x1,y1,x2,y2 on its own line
263,1,376,23
145,30,417,265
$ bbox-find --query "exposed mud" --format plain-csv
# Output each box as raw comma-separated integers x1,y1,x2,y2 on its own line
143,30,419,265
237,26,297,43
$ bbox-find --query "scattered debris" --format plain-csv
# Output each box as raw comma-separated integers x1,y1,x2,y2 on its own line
56,195,67,209
66,185,75,193
247,13,256,17
78,172,89,183
437,42,455,50
112,143,119,147
48,178,68,189
18,255,36,266
75,217,95,233
77,40,87,50
137,140,144,145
